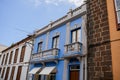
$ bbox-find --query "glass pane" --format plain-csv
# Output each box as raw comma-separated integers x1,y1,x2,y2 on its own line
117,11,120,23
50,74,56,80
56,37,59,48
38,42,42,52
77,29,81,42
53,37,57,48
72,31,76,43
116,0,120,9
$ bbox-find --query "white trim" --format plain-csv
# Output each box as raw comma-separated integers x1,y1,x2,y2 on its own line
45,32,50,50
114,0,120,23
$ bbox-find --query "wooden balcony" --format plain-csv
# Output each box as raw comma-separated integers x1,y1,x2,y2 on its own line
63,42,82,58
31,48,59,62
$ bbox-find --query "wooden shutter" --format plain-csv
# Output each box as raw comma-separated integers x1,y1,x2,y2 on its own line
14,48,19,63
5,67,10,80
1,54,5,65
1,67,5,78
5,53,9,65
0,67,1,73
20,46,26,62
9,51,13,64
16,66,22,80
10,66,15,80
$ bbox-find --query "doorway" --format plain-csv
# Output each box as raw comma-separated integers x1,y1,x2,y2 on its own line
69,65,80,80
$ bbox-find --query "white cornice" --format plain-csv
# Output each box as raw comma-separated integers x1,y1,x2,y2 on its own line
35,4,87,37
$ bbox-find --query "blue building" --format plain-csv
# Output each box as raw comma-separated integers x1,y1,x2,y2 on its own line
28,4,87,80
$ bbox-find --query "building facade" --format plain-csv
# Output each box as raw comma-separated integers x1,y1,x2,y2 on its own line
87,0,120,80
29,4,87,80
87,0,113,80
0,0,119,80
0,36,33,80
106,0,120,80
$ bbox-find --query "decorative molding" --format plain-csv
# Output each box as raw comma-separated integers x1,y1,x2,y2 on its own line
70,23,81,30
53,32,60,37
66,22,70,44
45,32,50,50
35,4,86,37
39,39,43,42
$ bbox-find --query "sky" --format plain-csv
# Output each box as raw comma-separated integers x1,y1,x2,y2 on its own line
0,0,84,46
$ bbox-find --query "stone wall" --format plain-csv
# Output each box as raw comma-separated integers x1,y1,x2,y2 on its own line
87,0,113,80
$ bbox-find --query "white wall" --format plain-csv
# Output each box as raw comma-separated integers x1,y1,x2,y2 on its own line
21,65,29,80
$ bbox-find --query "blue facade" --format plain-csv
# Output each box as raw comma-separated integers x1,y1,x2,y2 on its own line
29,4,87,80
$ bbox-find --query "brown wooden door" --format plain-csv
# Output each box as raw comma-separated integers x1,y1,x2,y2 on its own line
10,66,15,80
5,67,10,80
16,66,22,80
70,71,79,80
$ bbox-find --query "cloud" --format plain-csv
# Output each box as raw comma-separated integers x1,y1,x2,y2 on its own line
34,0,41,7
28,0,42,7
67,0,84,7
45,0,59,6
29,0,84,7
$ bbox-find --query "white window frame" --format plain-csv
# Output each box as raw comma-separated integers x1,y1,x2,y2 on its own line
52,36,59,48
37,42,43,53
114,0,120,23
71,28,81,43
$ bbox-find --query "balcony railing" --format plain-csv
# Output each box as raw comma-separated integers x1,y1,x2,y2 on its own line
31,48,59,62
63,42,82,58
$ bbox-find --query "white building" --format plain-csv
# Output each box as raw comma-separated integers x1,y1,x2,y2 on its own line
0,44,7,75
0,44,8,60
0,36,33,80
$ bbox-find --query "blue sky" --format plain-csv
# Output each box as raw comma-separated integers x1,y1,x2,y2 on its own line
0,0,84,46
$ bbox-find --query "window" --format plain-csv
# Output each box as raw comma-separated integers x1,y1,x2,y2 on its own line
5,67,10,80
1,54,5,65
14,48,19,63
114,0,120,30
45,74,56,80
0,67,1,74
9,51,13,64
50,74,56,80
0,55,1,59
37,42,43,52
70,65,80,71
10,66,15,80
52,36,59,48
20,46,26,62
16,66,22,80
1,67,5,78
5,53,9,65
71,28,81,43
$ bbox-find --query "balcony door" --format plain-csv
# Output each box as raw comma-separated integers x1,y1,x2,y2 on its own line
52,36,59,48
37,42,43,53
71,28,81,43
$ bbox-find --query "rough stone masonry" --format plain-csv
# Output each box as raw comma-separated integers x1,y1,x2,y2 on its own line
87,0,113,80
